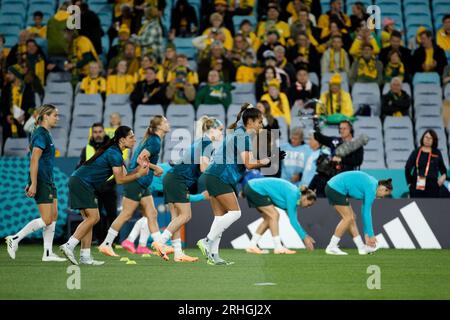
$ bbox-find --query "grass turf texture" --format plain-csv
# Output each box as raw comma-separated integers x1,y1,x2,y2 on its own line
1,245,450,299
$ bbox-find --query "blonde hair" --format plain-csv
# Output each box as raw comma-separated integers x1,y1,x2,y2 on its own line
195,116,223,139
144,115,164,140
299,185,317,201
35,104,57,126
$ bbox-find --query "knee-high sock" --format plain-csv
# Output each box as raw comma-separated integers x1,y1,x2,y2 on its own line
139,218,151,247
206,211,241,241
103,228,119,247
13,218,47,242
43,221,56,254
127,217,146,243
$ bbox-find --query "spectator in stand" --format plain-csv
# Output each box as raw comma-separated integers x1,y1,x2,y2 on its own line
321,35,350,75
437,14,450,52
239,19,260,53
255,65,288,101
412,30,448,75
318,0,350,32
319,73,353,117
228,0,255,16
0,35,8,87
165,66,196,104
131,6,163,62
405,129,447,198
286,32,320,75
202,12,234,52
46,2,70,71
287,0,318,26
194,70,232,109
349,43,383,86
349,25,380,59
379,30,412,76
108,113,122,132
106,60,136,95
280,127,312,186
107,24,131,66
383,49,406,83
264,49,292,86
274,45,296,84
63,29,100,82
135,54,164,83
288,5,321,52
170,0,199,37
443,65,450,86
76,1,104,55
257,3,291,46
261,79,291,125
285,0,322,22
381,77,411,119
228,33,256,69
25,39,46,87
80,61,106,97
288,67,320,108
235,51,257,83
256,100,280,131
130,67,166,112
108,41,140,76
380,18,395,49
158,44,178,83
27,11,47,39
198,41,235,83
109,4,140,44
256,29,283,63
209,0,235,34
318,20,352,52
6,31,29,68
349,2,368,34
167,53,199,86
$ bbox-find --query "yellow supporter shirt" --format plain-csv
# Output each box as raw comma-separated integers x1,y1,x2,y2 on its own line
256,20,291,45
319,90,354,117
349,37,380,58
136,66,165,83
203,27,234,51
106,74,135,95
261,92,291,125
72,36,99,76
27,25,47,38
166,70,199,85
437,28,450,51
236,65,256,83
80,76,107,94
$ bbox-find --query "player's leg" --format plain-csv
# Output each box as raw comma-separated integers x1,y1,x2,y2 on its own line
41,199,66,261
326,204,353,255
140,195,168,260
79,214,105,265
124,216,147,253
258,206,296,254
99,196,139,256
60,208,100,265
247,209,271,254
169,203,198,262
345,205,369,254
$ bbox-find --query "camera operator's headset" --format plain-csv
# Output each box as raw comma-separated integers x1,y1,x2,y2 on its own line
339,120,354,136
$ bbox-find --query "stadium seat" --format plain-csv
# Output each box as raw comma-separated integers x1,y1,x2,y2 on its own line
351,83,381,116
103,103,133,128
42,93,72,116
414,107,442,119
415,116,444,131
386,150,411,169
227,104,242,125
174,37,196,60
54,137,68,157
414,95,442,108
383,116,413,131
0,14,24,27
196,104,226,125
276,117,288,145
232,92,256,105
46,72,72,83
67,138,87,157
166,104,195,124
413,84,442,100
105,94,130,107
413,73,441,85
444,84,450,101
3,138,29,157
232,82,255,94
74,93,103,108
45,82,73,100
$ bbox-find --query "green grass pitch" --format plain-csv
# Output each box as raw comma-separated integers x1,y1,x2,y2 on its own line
1,245,450,299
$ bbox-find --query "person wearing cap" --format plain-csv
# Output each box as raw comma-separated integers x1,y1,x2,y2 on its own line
412,29,448,75
437,15,450,52
132,6,163,62
349,25,380,59
194,69,232,109
256,29,283,62
198,41,236,83
321,35,350,75
256,3,291,46
166,65,196,104
203,12,234,51
349,43,383,86
106,60,136,95
212,0,235,34
170,0,199,37
379,30,412,75
260,79,291,125
286,32,320,75
381,17,396,49
319,73,353,117
318,0,351,31
109,4,140,43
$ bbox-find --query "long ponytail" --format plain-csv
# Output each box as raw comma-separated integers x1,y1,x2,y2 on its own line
228,102,254,130
195,116,223,139
84,125,132,166
35,104,57,126
144,115,164,141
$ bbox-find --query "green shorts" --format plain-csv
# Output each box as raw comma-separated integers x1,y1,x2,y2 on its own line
163,171,190,204
68,176,98,209
204,174,236,197
32,180,57,204
244,184,273,208
325,184,349,206
123,180,151,202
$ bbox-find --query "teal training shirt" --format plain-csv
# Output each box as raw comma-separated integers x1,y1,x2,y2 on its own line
29,126,55,184
205,126,252,186
72,145,124,191
327,171,378,237
129,134,161,188
248,178,307,240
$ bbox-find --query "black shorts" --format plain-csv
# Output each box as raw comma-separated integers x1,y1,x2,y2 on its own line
123,180,151,202
68,176,98,209
163,171,190,204
325,184,349,206
243,184,273,208
204,174,236,197
31,180,57,204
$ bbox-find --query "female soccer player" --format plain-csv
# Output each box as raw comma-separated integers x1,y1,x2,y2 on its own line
98,116,170,260
150,116,224,262
59,126,149,265
6,105,66,262
244,178,317,254
324,171,393,255
197,103,271,265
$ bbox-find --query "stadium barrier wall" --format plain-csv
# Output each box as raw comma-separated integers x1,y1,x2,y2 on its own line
186,199,450,249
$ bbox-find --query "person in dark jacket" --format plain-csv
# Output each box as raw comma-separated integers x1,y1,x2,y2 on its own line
405,129,447,198
412,29,448,75
378,30,412,75
170,0,198,37
130,67,166,112
381,77,411,119
77,123,118,243
197,41,236,83
288,67,320,107
76,1,104,55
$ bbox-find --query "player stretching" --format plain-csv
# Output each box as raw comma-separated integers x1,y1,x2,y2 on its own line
152,116,224,262
197,103,271,265
60,126,149,265
244,178,317,254
6,105,66,262
99,116,170,260
325,171,393,255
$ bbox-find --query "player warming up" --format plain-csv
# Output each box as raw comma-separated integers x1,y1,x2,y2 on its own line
6,105,66,262
244,178,317,254
99,116,170,260
197,103,271,265
324,171,393,255
60,126,149,265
